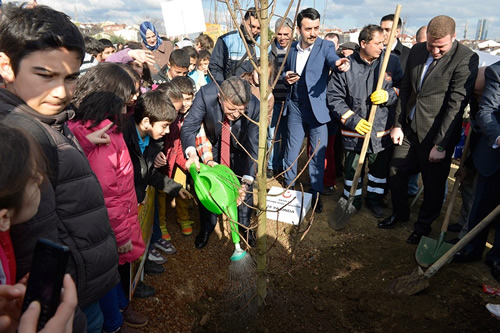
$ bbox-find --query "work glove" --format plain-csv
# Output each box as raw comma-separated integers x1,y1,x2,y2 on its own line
370,89,389,105
354,119,372,135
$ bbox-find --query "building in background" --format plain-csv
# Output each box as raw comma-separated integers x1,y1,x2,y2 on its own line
476,19,488,40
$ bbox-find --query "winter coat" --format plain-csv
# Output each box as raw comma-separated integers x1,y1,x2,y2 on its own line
123,115,182,203
0,89,119,309
328,51,404,154
68,119,146,265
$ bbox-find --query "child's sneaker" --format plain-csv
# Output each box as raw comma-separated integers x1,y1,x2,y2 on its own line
154,238,177,255
161,232,171,241
147,248,167,264
180,220,194,236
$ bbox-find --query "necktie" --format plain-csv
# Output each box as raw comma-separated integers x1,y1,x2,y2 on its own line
422,58,438,85
220,118,231,167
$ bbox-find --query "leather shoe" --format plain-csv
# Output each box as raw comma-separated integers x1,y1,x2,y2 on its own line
491,262,500,282
406,231,426,245
377,215,408,229
452,248,482,263
195,231,211,249
322,186,335,196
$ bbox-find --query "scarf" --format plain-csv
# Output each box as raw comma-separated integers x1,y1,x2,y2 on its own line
140,21,163,51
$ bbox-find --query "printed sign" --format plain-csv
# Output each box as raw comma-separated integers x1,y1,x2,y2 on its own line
266,186,312,225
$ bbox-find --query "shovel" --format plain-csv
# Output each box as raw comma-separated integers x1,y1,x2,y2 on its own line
329,5,402,231
390,204,500,295
415,131,472,267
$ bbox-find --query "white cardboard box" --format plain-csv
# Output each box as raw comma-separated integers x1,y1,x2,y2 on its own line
266,186,312,225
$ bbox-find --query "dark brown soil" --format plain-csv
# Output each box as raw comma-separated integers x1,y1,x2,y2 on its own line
133,162,500,332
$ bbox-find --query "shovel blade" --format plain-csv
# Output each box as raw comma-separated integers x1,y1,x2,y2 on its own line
389,266,429,295
415,234,454,268
328,197,357,231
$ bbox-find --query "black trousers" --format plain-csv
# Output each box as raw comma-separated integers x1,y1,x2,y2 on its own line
389,132,452,235
462,168,500,261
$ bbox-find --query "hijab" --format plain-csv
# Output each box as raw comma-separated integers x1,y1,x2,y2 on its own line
140,21,162,51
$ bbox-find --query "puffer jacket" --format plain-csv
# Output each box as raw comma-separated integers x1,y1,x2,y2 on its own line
328,51,404,154
68,119,146,265
0,89,119,308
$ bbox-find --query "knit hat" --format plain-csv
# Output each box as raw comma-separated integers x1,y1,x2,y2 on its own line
139,21,163,51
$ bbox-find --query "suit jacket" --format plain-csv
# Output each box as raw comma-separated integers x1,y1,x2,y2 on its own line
180,81,260,177
473,60,500,177
395,41,479,149
284,38,340,124
393,39,410,72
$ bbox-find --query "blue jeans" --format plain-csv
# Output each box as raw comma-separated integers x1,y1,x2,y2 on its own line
408,173,420,196
82,301,104,333
267,102,288,171
99,282,129,332
284,101,328,196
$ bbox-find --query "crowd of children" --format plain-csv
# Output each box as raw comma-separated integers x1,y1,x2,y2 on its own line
0,3,215,332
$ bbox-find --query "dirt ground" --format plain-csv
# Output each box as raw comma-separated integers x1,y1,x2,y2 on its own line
133,162,500,332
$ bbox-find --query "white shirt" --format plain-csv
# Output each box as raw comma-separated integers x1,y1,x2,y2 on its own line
410,54,435,120
296,41,314,76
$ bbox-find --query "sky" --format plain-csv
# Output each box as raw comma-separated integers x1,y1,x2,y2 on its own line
4,0,500,40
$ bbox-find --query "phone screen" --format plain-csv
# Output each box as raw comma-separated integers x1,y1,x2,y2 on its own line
21,239,69,330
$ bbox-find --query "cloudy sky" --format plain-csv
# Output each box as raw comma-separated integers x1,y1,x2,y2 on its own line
4,0,499,39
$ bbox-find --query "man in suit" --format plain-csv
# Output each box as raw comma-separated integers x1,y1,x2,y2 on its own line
453,60,500,281
181,77,259,248
378,15,479,244
380,14,410,71
282,7,349,213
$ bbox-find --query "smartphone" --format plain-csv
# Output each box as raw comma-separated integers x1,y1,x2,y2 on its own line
21,238,70,331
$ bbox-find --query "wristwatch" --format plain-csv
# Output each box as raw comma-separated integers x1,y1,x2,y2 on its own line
435,145,445,152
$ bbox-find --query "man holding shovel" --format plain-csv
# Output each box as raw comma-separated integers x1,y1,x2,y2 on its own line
328,24,403,218
378,15,478,244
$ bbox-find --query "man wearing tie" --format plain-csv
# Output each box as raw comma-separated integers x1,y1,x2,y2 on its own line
282,8,350,213
378,15,479,244
181,77,260,248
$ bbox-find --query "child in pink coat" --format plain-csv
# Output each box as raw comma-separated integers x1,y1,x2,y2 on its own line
68,63,147,332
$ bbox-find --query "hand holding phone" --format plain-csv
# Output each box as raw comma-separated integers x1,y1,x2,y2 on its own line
18,274,76,333
21,239,70,331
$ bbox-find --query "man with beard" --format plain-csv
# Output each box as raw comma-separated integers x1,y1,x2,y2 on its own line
328,24,403,218
209,7,261,81
282,7,350,213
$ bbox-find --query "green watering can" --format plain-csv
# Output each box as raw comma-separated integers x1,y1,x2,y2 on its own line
189,163,248,260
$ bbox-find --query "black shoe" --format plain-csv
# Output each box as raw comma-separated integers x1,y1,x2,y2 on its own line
266,169,275,179
195,231,211,249
133,281,156,299
144,259,165,275
366,201,384,218
406,231,426,245
322,186,335,196
491,262,500,282
447,223,463,233
377,215,408,229
452,248,482,263
314,196,323,214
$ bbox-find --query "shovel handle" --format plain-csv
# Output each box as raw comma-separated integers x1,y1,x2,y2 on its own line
440,131,473,233
424,204,500,278
347,5,402,199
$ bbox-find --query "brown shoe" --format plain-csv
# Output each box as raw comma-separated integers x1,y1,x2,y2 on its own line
122,305,148,328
